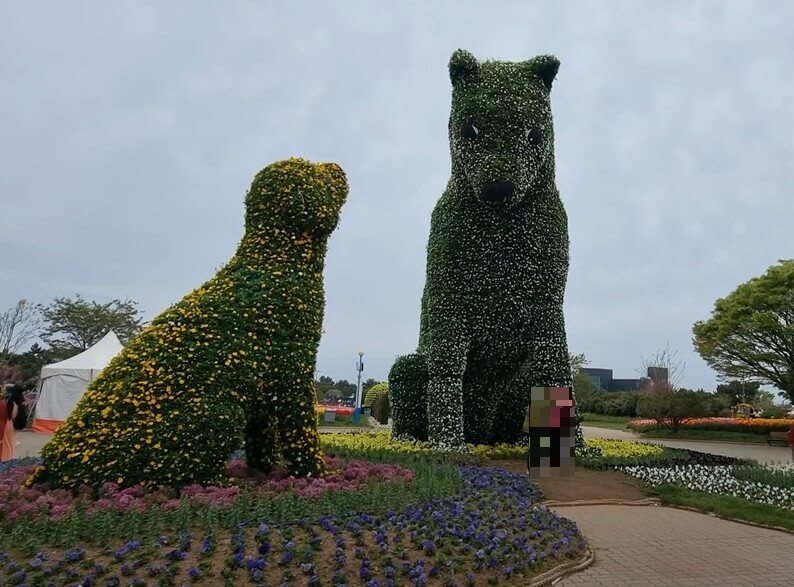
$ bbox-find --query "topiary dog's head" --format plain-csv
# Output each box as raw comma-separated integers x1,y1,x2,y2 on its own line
245,158,348,238
448,49,560,207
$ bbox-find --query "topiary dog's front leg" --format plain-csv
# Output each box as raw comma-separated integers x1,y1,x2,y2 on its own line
425,332,470,451
494,311,573,445
244,398,280,474
277,380,325,478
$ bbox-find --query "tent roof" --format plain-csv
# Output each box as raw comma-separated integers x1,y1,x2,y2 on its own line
41,331,123,374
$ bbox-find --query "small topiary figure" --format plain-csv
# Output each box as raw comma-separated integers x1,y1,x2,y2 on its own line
390,49,583,451
33,158,348,489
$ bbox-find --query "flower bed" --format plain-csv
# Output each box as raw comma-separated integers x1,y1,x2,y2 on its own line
1,453,461,553
0,464,587,586
321,431,604,463
584,438,663,459
569,436,746,471
621,463,794,511
628,417,791,434
2,458,414,524
316,405,355,417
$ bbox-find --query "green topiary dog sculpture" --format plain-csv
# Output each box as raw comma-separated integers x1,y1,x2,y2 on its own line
389,49,583,451
33,158,348,488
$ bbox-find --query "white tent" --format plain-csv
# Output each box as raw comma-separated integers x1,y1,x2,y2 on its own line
31,331,123,433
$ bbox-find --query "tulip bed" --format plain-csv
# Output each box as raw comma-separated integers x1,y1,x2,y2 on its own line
0,434,589,586
628,417,791,434
316,407,356,417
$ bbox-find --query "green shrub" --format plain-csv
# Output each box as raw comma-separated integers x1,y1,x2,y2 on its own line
371,392,390,424
364,382,389,407
577,390,639,417
761,405,786,419
602,392,640,416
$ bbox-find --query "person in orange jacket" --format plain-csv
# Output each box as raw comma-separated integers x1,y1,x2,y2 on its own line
1,385,20,461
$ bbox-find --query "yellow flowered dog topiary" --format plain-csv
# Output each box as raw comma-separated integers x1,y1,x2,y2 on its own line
33,158,348,489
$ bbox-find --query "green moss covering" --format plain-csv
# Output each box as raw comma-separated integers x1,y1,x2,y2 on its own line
33,158,348,488
390,49,584,451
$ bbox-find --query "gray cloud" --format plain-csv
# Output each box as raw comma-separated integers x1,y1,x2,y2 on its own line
1,1,792,396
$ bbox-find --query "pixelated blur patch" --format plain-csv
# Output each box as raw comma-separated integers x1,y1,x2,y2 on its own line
527,386,575,478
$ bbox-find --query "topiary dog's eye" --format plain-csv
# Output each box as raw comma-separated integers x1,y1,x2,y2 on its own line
462,122,480,141
526,127,544,146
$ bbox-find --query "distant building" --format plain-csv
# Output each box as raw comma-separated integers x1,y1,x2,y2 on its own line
647,367,669,385
580,366,668,392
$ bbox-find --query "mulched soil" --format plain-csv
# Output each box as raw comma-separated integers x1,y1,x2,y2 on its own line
483,460,650,503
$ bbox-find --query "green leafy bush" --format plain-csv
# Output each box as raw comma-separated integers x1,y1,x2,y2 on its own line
364,382,388,407
576,390,640,417
371,392,390,424
761,405,786,419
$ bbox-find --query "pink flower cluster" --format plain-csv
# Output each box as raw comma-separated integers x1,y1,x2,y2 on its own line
0,458,413,524
228,457,414,499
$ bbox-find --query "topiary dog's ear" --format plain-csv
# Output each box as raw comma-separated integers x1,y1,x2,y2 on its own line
449,49,480,87
527,55,560,91
321,162,348,199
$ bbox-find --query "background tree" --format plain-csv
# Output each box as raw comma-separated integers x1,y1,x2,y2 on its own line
569,352,588,377
0,343,55,389
314,375,335,402
0,299,41,356
0,360,22,385
333,379,357,400
692,259,794,402
39,294,144,358
636,388,706,433
570,351,596,402
715,379,763,407
325,388,343,402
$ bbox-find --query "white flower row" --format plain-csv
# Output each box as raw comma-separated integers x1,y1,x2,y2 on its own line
620,464,794,511
761,463,794,474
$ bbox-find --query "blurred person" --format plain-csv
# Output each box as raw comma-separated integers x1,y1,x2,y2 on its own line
1,384,26,461
788,420,794,463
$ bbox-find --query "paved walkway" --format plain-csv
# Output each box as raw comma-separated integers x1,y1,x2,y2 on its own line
13,426,792,465
552,504,794,586
10,427,375,459
582,425,792,465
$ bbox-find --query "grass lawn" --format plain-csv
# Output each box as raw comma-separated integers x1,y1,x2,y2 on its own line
637,428,769,443
649,483,794,532
579,413,631,430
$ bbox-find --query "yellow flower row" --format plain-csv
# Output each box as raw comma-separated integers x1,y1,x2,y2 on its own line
584,438,664,458
321,432,664,461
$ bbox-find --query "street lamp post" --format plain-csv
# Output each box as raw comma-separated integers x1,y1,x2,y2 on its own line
353,351,364,423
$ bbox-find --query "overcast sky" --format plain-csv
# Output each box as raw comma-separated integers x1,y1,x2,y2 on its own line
1,1,792,397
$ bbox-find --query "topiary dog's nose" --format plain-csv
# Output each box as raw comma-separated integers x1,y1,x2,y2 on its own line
481,181,515,203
